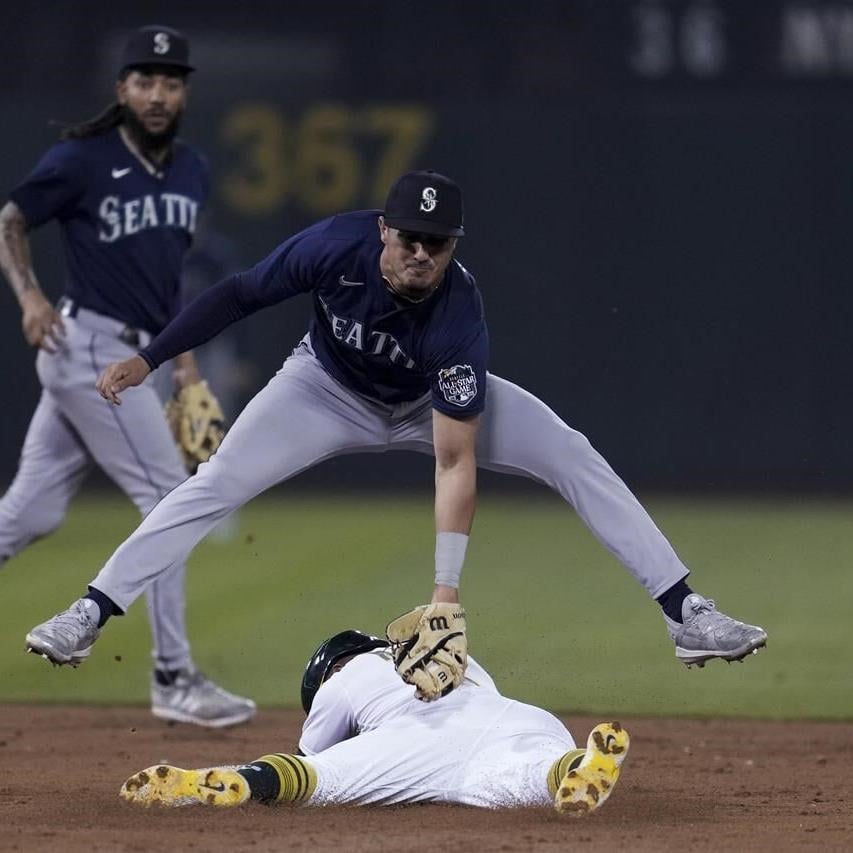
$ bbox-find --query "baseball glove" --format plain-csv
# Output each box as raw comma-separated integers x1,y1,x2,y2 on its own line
385,602,467,701
164,380,225,473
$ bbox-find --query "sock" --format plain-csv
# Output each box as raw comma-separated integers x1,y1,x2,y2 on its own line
547,748,586,797
655,578,694,623
237,754,317,804
84,587,122,628
154,668,187,687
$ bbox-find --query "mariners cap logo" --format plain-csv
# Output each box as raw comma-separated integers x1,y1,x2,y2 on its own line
120,25,194,73
383,170,464,237
153,32,171,54
420,187,437,213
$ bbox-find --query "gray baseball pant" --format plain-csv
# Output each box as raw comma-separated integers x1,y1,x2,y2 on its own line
0,311,193,670
91,337,688,611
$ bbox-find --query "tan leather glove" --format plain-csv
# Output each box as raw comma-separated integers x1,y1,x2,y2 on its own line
164,380,225,474
385,603,467,701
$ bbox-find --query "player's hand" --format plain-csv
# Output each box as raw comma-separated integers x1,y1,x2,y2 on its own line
96,355,151,405
20,291,65,353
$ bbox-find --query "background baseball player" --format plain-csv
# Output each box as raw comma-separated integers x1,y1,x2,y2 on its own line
24,170,767,698
0,25,254,727
120,628,630,815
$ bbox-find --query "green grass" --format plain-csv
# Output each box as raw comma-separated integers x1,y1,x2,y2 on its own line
0,493,849,719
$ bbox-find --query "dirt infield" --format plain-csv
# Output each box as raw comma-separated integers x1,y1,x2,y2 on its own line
0,706,850,852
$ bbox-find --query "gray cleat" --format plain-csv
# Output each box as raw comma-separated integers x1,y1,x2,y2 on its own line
664,593,767,667
151,669,257,728
25,599,101,666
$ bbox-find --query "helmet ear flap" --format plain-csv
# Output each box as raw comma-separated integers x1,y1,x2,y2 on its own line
300,630,389,714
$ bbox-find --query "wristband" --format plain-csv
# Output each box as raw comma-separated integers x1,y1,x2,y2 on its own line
435,532,469,588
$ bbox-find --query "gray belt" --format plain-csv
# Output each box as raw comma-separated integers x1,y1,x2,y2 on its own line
57,297,152,349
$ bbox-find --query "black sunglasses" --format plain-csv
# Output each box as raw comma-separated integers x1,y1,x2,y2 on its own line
397,230,452,249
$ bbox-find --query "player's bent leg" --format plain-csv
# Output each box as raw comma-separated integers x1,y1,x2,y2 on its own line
26,347,392,667
48,340,256,722
60,341,195,671
552,722,630,817
88,350,391,616
473,375,768,664
0,392,90,562
475,374,689,599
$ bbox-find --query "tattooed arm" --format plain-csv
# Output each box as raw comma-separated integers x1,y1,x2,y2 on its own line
0,201,64,352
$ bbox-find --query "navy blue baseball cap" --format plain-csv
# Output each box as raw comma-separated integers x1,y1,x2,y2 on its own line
383,170,465,237
120,25,194,74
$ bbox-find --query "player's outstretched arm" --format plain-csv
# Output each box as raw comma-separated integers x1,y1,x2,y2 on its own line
432,409,480,602
96,355,152,405
380,411,480,702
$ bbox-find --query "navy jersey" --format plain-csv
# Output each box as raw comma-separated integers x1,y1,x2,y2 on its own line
9,127,208,334
239,211,488,416
142,210,489,416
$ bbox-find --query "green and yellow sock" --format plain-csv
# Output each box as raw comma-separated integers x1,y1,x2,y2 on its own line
547,748,586,797
237,753,317,804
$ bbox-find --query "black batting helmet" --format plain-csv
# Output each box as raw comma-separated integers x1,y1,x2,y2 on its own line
301,630,389,714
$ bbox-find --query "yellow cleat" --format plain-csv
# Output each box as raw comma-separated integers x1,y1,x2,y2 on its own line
554,721,630,817
120,764,250,807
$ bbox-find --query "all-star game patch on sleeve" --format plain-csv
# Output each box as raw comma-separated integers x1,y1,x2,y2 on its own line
8,141,87,227
426,276,489,418
431,326,488,417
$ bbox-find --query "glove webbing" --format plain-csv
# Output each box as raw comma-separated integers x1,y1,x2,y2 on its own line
393,630,465,671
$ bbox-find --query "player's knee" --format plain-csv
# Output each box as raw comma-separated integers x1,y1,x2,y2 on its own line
213,468,262,505
27,504,67,539
0,499,66,550
531,418,594,468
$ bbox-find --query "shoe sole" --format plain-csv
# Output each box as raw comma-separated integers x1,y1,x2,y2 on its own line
676,634,767,668
151,706,257,729
120,765,248,807
25,635,92,668
554,721,630,817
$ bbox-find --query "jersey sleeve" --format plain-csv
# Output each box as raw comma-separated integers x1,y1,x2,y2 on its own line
298,672,358,756
8,142,87,228
140,227,325,368
426,288,489,418
234,228,328,308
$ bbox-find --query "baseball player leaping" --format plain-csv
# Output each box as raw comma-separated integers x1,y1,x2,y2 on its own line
25,170,766,697
0,26,254,727
121,629,630,815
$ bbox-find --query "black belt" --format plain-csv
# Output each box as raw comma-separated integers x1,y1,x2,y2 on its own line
57,297,148,348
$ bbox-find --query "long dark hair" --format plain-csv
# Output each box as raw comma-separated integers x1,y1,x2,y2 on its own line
59,102,124,140
57,66,131,140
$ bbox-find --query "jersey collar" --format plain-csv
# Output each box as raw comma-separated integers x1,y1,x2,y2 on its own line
117,126,170,179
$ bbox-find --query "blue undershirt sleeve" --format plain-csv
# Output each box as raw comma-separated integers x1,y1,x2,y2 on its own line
139,229,320,369
139,273,255,369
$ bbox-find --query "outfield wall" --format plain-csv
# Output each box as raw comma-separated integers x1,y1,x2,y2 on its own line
1,1,850,491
